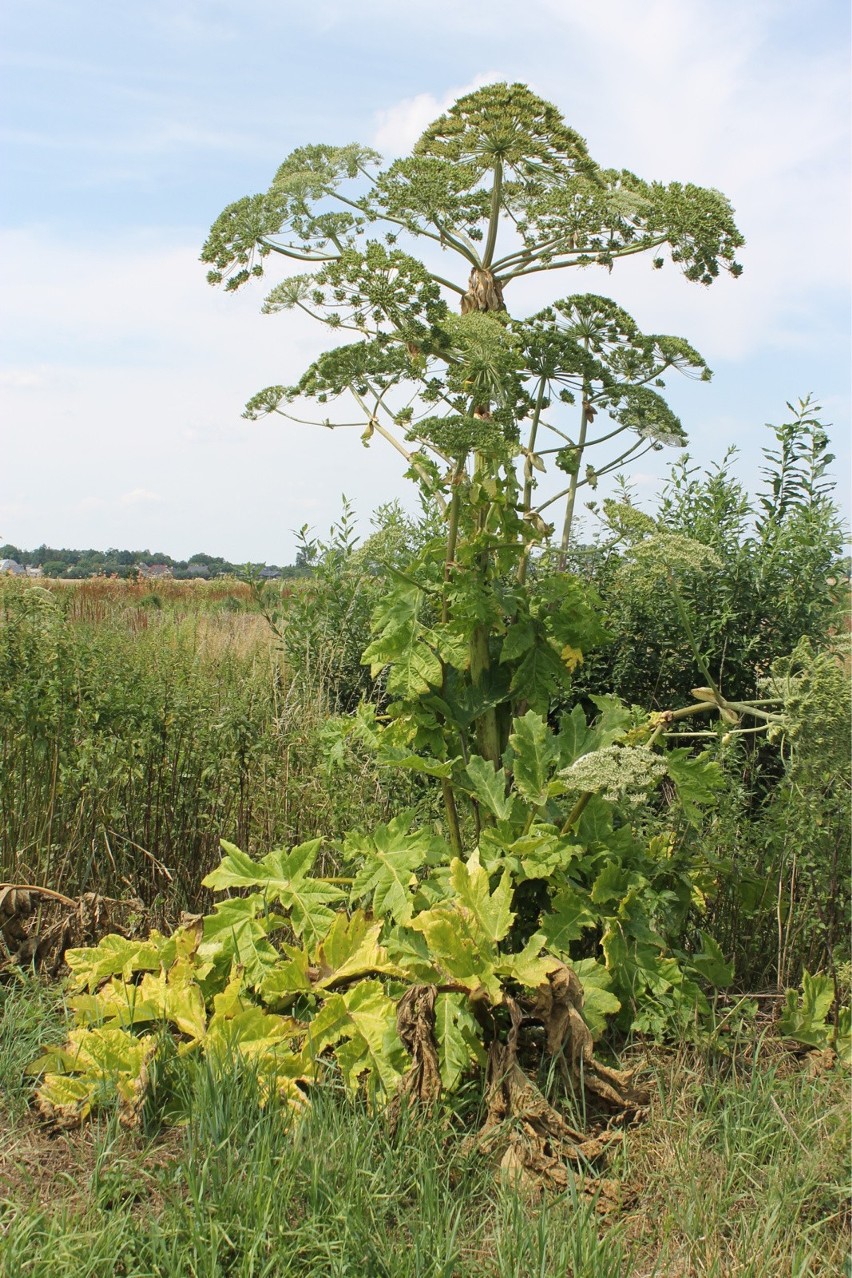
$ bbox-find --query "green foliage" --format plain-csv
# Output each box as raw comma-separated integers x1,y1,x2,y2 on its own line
206,81,742,564
578,399,845,711
33,80,844,1137
32,685,735,1126
0,577,401,903
779,970,851,1062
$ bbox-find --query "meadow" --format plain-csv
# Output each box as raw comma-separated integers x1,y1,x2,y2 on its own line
1,70,849,1278
0,465,849,1276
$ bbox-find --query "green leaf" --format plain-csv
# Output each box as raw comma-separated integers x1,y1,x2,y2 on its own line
300,980,405,1100
198,895,280,986
406,855,514,1003
387,639,443,697
201,841,264,892
689,931,733,988
499,622,535,662
510,827,580,880
665,748,724,826
509,710,557,807
449,853,514,944
778,970,836,1049
591,862,631,905
464,755,514,822
577,795,614,844
572,958,621,1039
539,885,597,953
496,933,558,989
346,814,446,923
589,694,632,746
376,750,460,779
409,908,500,1001
383,925,444,984
202,840,344,944
801,969,835,1023
434,993,485,1091
555,705,593,767
509,643,568,713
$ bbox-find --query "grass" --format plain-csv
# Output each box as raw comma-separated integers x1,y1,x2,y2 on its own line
1,977,848,1277
0,577,408,912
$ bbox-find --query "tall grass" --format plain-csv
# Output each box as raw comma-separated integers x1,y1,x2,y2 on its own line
0,579,396,911
1,978,847,1277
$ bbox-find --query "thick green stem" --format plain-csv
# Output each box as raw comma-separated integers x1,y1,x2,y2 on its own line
436,462,468,849
518,378,548,586
442,780,464,856
442,465,464,624
469,450,502,767
470,623,501,766
557,392,590,567
560,792,591,834
482,160,504,269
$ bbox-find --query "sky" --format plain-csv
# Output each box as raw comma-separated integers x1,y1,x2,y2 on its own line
1,0,849,563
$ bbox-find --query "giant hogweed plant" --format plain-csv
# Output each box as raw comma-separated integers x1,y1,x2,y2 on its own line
34,86,764,1132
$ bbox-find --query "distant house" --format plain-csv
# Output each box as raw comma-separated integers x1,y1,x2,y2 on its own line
25,565,44,578
259,566,282,580
138,563,173,580
0,559,25,576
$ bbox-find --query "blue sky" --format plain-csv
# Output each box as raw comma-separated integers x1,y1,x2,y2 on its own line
1,0,849,562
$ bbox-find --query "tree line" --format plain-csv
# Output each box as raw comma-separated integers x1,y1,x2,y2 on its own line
0,544,308,580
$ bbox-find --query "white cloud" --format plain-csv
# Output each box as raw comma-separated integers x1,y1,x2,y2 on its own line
0,1,847,552
372,72,504,156
0,229,417,560
119,488,163,507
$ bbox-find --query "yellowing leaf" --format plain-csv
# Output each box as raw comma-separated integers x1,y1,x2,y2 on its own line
496,933,558,990
340,980,405,1096
34,1025,157,1128
198,895,280,986
409,907,502,1002
449,853,514,944
312,911,404,989
205,1005,301,1060
260,946,314,1004
560,644,584,673
65,933,169,993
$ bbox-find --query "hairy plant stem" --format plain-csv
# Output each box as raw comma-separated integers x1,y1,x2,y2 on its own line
469,451,502,768
442,466,464,625
518,378,548,587
560,792,591,834
482,160,503,269
439,462,466,854
442,780,464,857
557,389,589,568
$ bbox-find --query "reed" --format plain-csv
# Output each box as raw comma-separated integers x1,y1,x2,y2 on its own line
0,578,394,914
